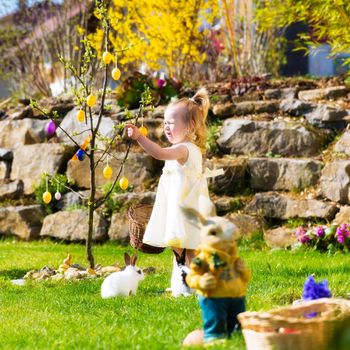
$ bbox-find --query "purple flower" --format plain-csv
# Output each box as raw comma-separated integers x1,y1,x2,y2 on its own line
335,223,349,245
157,78,166,88
296,226,311,244
315,226,325,238
302,275,332,301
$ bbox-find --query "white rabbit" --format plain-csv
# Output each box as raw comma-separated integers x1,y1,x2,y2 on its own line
167,249,194,297
101,253,144,298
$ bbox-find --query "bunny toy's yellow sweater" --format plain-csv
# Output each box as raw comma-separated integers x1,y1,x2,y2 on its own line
186,241,251,298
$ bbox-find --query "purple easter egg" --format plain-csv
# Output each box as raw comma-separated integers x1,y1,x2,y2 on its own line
46,120,56,136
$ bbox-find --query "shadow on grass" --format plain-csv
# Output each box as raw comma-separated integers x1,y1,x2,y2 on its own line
0,269,29,279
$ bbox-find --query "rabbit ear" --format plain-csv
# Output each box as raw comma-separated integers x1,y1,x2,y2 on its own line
173,249,186,265
173,250,181,264
131,254,138,266
124,252,131,266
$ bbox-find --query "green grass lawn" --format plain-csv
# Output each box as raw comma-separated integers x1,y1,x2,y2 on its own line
1,239,350,349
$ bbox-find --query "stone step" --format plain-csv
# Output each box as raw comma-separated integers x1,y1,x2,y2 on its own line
217,118,326,157
248,157,323,191
245,192,338,220
298,86,349,101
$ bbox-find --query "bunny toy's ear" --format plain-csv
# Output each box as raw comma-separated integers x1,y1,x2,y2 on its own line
124,252,131,266
131,254,138,266
180,207,207,228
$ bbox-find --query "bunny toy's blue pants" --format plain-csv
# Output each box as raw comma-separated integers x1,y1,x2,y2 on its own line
198,296,246,343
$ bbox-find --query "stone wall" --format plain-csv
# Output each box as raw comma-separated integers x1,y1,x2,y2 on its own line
1,81,350,247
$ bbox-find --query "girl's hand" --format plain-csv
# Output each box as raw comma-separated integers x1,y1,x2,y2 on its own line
125,123,141,140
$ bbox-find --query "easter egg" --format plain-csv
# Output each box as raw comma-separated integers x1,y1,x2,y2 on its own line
86,94,97,108
54,191,61,200
139,126,148,136
119,176,129,190
103,165,113,179
76,109,85,122
102,51,113,64
46,120,56,136
42,191,52,204
112,67,121,81
76,149,85,161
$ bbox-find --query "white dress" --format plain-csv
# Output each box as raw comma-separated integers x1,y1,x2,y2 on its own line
143,142,215,249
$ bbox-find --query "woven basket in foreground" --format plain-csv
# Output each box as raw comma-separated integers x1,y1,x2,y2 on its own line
238,298,350,350
128,204,165,254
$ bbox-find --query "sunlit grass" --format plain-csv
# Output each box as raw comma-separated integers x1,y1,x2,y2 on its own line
1,239,350,349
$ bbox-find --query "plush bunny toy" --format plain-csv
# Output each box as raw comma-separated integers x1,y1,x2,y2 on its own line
101,253,144,298
182,208,251,345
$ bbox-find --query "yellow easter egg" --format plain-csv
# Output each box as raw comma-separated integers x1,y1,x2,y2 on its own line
102,51,113,65
119,176,129,190
112,67,121,81
86,94,97,108
103,165,113,179
76,109,85,122
42,191,52,204
139,126,148,136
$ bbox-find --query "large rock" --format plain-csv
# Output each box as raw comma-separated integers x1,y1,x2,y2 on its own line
334,131,350,156
248,158,323,191
112,191,156,206
212,102,236,118
212,195,244,214
67,151,155,190
11,143,73,194
264,227,298,248
212,101,279,118
233,100,279,115
0,205,43,240
246,192,338,220
56,190,90,211
225,213,264,239
298,86,349,101
218,119,324,157
40,209,107,241
205,156,247,195
0,119,48,148
0,180,24,200
280,98,315,116
56,108,116,147
305,104,349,128
332,206,350,225
108,211,129,241
320,161,350,204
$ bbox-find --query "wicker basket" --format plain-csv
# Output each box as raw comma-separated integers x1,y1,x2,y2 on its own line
128,204,165,254
238,298,350,350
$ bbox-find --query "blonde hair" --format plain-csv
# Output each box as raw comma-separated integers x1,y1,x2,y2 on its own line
169,87,209,151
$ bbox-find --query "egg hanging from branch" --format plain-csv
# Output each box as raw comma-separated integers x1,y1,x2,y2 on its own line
42,191,52,204
119,176,129,190
103,165,113,179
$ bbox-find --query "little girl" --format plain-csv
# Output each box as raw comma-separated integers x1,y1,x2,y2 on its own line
126,88,216,288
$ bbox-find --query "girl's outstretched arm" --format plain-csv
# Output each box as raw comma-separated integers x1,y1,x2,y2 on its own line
125,124,188,163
